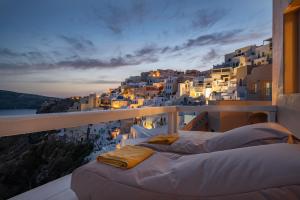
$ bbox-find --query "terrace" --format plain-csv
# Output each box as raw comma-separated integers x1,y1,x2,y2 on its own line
2,105,276,200
2,0,300,199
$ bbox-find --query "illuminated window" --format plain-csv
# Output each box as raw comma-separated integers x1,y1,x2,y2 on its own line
254,83,258,94
249,82,258,94
266,82,272,96
284,1,300,94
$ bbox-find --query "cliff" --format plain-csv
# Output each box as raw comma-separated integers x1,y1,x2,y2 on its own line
0,90,58,110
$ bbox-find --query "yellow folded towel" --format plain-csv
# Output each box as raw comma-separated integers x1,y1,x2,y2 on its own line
147,134,179,145
97,145,154,169
287,134,295,144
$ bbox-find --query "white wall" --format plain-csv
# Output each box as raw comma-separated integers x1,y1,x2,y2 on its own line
273,0,300,137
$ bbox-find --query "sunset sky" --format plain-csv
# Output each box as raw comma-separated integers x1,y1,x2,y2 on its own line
0,0,272,97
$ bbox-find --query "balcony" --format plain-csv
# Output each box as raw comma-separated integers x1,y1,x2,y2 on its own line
0,105,277,200
2,0,300,198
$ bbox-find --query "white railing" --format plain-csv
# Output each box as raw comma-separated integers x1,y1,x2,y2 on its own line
0,105,277,137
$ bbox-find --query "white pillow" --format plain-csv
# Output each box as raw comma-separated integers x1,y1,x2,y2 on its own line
204,122,292,152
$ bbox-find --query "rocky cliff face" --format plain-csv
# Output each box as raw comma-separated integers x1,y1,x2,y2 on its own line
0,92,91,199
0,90,58,110
36,98,78,113
0,132,93,199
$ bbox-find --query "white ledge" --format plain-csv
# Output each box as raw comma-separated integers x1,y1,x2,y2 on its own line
9,174,77,200
0,106,176,136
0,105,276,137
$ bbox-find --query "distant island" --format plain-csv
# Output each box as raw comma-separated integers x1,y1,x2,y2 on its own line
0,90,58,110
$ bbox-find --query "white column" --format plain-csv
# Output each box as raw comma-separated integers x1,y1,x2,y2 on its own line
167,112,174,134
268,111,276,122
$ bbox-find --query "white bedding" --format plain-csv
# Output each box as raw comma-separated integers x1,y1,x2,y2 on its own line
71,143,300,200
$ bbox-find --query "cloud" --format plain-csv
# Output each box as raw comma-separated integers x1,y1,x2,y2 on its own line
184,29,243,48
0,36,96,62
55,44,159,69
0,48,21,57
97,4,125,34
58,54,158,70
0,63,42,76
192,9,228,29
33,79,121,85
0,29,267,74
0,57,151,73
0,48,49,63
24,51,46,60
134,45,159,57
160,29,244,53
82,80,121,84
0,45,159,73
59,35,95,52
94,0,148,34
202,49,219,61
56,57,140,69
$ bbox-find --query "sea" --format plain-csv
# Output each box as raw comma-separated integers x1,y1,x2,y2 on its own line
0,109,37,116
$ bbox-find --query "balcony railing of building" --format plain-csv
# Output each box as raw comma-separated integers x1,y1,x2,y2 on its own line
0,105,277,137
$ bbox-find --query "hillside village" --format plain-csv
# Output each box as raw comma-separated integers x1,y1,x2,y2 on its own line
66,38,272,112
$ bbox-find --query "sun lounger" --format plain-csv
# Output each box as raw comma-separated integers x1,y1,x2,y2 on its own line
139,122,294,154
139,131,220,154
71,143,300,200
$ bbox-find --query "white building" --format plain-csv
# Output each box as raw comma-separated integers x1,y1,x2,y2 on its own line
202,68,237,100
224,39,272,68
126,82,147,87
164,76,178,96
152,96,168,106
189,85,204,98
80,93,100,111
177,80,193,97
129,98,145,108
224,45,256,67
189,76,205,98
253,39,272,66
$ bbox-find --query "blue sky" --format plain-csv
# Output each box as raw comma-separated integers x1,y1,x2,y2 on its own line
0,0,272,97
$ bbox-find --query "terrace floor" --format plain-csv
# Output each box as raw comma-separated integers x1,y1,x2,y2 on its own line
9,175,78,200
